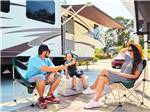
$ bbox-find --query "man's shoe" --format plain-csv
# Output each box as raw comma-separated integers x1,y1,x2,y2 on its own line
45,94,61,104
38,97,47,109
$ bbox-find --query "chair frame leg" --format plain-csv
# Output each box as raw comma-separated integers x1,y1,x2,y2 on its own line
105,80,150,110
12,65,38,106
13,66,17,103
122,79,150,109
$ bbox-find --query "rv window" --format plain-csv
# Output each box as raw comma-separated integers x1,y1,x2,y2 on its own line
0,0,10,13
93,24,100,40
26,0,55,24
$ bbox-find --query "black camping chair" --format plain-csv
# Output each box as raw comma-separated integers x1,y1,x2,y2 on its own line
12,58,37,106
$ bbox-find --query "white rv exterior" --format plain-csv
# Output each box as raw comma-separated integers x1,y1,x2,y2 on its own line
1,0,62,58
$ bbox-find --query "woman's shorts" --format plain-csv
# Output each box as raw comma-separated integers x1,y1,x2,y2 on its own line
107,70,134,84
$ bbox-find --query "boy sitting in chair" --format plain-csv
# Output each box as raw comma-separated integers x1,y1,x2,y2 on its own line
24,44,65,109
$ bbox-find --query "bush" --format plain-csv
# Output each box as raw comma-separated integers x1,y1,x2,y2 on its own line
93,57,99,62
115,46,124,54
148,49,150,60
94,48,110,60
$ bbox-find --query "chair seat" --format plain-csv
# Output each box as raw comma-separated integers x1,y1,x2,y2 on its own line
121,81,135,89
16,79,36,94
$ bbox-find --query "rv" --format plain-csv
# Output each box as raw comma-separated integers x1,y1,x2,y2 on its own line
1,0,123,75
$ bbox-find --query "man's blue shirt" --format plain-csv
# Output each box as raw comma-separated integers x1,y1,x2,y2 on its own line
24,55,54,80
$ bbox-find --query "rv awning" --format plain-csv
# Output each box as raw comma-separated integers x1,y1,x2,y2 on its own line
62,3,125,29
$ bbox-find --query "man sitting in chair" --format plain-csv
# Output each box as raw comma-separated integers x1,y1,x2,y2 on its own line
83,42,144,109
24,44,65,109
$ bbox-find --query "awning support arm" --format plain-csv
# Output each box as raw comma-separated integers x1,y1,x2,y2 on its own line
61,5,72,16
61,2,92,26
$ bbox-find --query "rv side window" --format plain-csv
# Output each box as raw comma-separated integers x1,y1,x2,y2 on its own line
93,24,100,39
26,0,55,24
0,0,10,13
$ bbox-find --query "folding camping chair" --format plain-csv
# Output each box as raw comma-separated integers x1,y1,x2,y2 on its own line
105,60,147,107
12,58,37,106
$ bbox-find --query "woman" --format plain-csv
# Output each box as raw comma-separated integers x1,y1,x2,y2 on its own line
83,42,144,109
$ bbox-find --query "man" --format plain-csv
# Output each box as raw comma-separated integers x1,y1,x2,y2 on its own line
25,44,65,109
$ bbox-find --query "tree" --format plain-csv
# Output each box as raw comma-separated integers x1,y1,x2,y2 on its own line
103,16,134,51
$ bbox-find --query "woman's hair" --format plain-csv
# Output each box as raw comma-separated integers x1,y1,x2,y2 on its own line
130,44,142,74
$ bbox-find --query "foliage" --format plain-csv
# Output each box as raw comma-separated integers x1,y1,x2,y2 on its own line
94,48,110,60
139,36,144,48
103,16,134,51
148,48,150,60
115,46,124,54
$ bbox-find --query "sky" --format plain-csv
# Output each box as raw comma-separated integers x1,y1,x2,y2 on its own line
66,0,133,19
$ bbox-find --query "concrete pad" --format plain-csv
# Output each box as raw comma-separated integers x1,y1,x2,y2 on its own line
3,94,150,112
1,60,150,112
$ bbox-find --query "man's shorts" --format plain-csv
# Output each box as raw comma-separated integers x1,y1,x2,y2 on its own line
28,72,62,84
